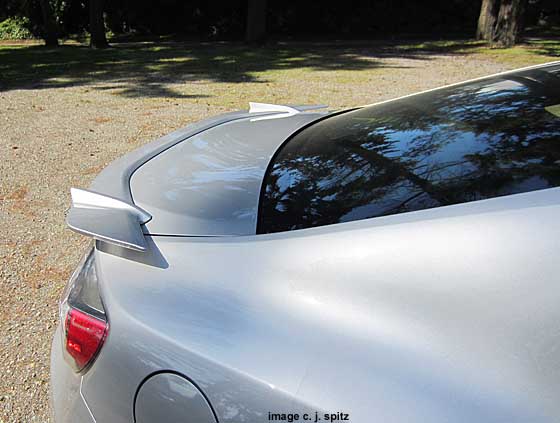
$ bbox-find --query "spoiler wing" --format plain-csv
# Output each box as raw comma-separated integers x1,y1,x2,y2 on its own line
248,102,328,121
66,188,151,252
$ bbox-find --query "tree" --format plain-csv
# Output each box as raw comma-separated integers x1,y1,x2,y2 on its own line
476,0,528,47
38,0,58,47
493,0,527,47
246,0,267,43
476,0,499,41
89,0,108,48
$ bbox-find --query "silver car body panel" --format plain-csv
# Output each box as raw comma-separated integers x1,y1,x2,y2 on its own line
89,111,252,204
88,105,328,205
68,187,560,423
130,112,326,236
50,327,95,423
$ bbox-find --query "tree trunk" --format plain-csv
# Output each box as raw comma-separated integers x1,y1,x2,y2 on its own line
89,0,109,49
39,0,58,47
476,0,499,41
246,0,267,43
492,0,527,47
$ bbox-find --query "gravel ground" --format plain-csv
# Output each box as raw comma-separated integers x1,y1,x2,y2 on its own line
0,42,540,422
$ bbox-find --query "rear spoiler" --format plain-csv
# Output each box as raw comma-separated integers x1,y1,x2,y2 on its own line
66,188,151,252
248,102,327,121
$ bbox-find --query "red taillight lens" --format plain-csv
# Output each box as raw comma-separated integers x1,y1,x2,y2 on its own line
60,247,108,372
64,307,108,371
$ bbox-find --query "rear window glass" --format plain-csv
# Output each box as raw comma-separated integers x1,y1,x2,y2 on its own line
258,65,560,234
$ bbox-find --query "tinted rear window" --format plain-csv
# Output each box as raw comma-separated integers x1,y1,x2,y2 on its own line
258,65,560,234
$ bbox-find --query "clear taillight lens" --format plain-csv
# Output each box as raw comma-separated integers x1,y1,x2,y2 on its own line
60,246,108,372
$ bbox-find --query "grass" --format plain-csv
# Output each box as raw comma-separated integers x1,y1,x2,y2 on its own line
0,34,559,98
0,40,389,97
392,37,560,67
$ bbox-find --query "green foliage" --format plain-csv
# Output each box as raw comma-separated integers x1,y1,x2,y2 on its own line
0,16,34,40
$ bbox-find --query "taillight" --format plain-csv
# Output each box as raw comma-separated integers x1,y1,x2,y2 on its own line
60,246,108,372
65,308,107,370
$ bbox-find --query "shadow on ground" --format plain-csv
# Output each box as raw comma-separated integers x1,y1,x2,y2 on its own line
0,37,557,98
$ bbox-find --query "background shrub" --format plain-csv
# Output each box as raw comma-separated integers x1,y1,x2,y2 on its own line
0,16,34,40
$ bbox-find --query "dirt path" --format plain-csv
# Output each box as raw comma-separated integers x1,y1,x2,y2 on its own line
0,45,535,422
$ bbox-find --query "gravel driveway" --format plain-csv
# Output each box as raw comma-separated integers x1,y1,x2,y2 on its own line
0,41,541,422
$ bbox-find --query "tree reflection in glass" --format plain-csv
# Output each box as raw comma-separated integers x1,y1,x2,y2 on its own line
259,65,560,234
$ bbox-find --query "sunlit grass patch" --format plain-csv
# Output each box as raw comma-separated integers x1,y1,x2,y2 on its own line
1,35,558,95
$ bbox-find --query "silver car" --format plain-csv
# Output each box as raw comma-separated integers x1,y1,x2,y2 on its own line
51,62,560,423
